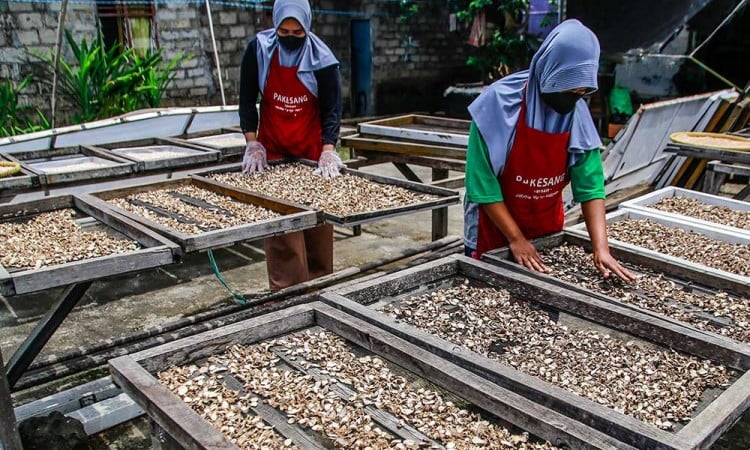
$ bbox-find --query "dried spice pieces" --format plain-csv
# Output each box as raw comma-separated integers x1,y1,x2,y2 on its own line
158,364,298,449
108,184,280,235
381,283,733,430
538,244,750,343
158,329,554,449
209,164,437,216
0,209,138,269
607,218,750,276
650,196,750,231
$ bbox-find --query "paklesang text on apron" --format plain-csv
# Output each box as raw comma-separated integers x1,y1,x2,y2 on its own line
258,51,322,161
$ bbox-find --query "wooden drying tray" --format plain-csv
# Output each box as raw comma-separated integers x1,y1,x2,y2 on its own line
0,154,37,192
82,176,323,253
565,209,750,296
670,132,750,151
0,195,179,296
358,114,470,147
325,255,750,450
481,231,750,350
192,160,460,227
173,128,246,158
109,301,629,450
97,137,221,172
341,133,467,160
3,145,136,187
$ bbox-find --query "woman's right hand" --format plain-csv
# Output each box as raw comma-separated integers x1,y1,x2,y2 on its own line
241,141,268,174
509,237,549,273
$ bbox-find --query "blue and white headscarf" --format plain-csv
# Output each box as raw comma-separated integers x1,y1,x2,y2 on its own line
255,0,339,97
467,19,603,176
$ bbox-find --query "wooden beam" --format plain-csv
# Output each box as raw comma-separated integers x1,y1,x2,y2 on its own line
109,356,236,450
430,175,465,189
342,134,466,160
432,168,449,241
354,151,467,172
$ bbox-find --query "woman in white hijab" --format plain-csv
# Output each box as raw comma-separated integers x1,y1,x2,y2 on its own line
465,19,633,281
239,0,342,290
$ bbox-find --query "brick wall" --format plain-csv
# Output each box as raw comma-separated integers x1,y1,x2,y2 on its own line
0,0,473,126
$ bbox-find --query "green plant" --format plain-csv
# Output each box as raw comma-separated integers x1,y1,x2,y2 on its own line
33,30,187,124
134,51,191,108
0,75,50,138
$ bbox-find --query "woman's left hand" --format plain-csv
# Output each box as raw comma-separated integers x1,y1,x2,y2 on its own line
593,249,635,282
314,149,345,178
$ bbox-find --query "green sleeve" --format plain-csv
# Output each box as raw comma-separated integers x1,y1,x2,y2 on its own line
569,149,606,203
465,122,504,204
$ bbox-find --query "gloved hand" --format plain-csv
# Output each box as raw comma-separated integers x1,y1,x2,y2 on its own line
313,149,345,178
241,141,268,174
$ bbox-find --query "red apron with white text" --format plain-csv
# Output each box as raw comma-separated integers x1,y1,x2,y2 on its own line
257,52,322,161
475,98,570,258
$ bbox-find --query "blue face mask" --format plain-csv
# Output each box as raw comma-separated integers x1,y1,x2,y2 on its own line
279,35,305,51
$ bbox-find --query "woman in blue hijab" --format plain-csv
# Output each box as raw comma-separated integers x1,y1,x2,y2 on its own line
238,0,342,290
465,19,633,281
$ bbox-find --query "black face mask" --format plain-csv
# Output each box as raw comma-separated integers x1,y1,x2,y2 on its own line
541,92,583,114
279,35,305,51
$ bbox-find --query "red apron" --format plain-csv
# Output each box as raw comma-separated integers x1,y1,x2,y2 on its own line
257,51,331,290
475,97,571,258
257,51,322,161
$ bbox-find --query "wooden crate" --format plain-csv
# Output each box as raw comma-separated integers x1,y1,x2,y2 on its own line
109,301,630,450
98,138,220,171
0,195,179,296
619,186,750,238
3,145,136,186
323,255,750,450
481,231,750,348
358,114,470,147
193,160,460,227
566,209,750,293
82,176,322,253
0,154,37,192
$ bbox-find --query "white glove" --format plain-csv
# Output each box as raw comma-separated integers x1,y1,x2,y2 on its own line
241,141,268,174
313,149,345,178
